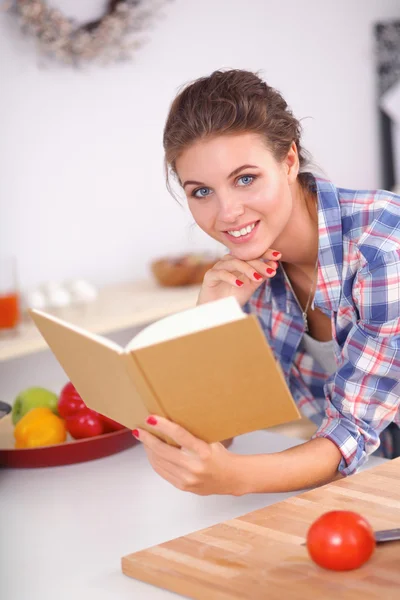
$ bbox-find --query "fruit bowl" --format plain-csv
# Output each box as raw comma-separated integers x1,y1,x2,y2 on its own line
0,414,137,468
151,254,218,287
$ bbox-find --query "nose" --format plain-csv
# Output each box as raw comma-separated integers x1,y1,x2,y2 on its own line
217,193,245,224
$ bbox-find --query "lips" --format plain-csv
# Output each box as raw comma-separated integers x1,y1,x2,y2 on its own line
223,220,259,234
222,220,260,244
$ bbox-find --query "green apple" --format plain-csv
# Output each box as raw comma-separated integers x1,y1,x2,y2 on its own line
12,387,59,425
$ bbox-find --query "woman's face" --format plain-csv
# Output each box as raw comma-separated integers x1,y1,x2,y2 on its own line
175,132,299,261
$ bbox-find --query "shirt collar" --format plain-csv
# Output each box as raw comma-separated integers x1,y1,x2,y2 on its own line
313,176,344,314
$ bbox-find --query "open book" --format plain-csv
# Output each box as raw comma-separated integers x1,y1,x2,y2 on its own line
29,297,300,444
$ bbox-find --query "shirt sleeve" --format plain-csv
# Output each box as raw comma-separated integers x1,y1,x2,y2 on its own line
242,301,251,315
312,249,400,476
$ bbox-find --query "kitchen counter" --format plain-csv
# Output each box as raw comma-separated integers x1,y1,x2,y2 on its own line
0,281,201,362
0,430,387,600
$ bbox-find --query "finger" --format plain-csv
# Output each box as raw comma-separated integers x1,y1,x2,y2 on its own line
247,258,279,278
222,249,281,262
263,249,281,261
219,256,278,280
203,268,254,289
146,446,186,480
134,427,191,467
204,259,267,287
214,257,265,282
144,415,210,458
145,446,203,492
204,265,275,288
147,451,187,489
150,460,195,492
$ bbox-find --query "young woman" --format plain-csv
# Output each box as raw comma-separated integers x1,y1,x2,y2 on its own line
132,69,400,496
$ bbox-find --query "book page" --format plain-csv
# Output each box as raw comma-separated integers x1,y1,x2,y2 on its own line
127,296,245,351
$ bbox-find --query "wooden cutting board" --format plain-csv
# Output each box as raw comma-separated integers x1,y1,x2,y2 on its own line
122,458,400,599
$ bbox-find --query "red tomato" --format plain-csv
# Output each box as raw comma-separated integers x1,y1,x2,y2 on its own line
66,408,104,439
306,510,375,571
100,414,126,433
58,382,86,418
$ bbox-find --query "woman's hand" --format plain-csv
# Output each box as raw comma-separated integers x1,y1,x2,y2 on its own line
197,250,280,307
132,418,342,495
132,416,241,496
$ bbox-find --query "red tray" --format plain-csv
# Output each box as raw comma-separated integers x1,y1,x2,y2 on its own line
0,414,137,468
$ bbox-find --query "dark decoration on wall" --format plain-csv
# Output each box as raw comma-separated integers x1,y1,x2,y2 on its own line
375,20,400,191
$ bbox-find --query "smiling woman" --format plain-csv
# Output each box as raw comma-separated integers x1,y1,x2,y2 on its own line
131,69,400,497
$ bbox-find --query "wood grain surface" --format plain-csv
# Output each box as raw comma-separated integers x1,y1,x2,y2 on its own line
122,458,400,599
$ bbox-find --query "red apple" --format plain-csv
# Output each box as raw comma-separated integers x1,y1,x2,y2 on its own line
66,408,104,439
58,382,86,418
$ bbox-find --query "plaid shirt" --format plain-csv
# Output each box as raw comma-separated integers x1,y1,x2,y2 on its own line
244,176,400,476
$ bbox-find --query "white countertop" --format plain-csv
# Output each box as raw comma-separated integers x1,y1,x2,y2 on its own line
0,430,387,600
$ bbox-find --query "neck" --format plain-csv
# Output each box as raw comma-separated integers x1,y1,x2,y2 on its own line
270,180,319,277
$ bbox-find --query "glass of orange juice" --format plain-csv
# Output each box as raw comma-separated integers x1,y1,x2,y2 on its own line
0,256,20,334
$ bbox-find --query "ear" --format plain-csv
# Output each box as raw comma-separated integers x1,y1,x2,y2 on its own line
284,141,299,184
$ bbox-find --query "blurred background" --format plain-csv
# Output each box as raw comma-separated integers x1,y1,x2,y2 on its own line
1,0,399,291
0,0,399,402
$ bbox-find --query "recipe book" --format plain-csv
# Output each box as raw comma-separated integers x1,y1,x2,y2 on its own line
29,297,300,444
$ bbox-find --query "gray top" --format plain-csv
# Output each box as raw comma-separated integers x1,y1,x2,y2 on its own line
302,332,337,376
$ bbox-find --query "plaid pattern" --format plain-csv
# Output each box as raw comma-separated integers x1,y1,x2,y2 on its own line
244,176,400,476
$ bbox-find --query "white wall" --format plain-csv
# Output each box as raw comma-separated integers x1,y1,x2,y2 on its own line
1,0,399,294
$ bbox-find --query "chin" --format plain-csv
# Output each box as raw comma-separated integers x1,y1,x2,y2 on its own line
229,244,268,262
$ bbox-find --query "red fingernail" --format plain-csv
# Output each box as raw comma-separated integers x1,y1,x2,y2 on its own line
132,429,139,438
272,251,281,257
236,279,244,287
266,268,275,275
146,416,158,426
253,272,262,281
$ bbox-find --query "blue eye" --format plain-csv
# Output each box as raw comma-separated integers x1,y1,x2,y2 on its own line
193,187,212,198
237,175,254,186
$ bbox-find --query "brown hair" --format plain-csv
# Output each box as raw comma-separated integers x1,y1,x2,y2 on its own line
163,69,312,193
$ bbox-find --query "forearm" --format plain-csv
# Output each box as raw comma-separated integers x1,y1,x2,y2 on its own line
231,437,343,495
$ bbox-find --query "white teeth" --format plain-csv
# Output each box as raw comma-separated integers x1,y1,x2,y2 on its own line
227,222,256,238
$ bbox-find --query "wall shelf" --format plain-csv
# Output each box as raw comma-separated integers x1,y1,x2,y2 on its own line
0,280,201,363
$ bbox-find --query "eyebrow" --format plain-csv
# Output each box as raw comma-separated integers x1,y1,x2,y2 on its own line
182,164,259,189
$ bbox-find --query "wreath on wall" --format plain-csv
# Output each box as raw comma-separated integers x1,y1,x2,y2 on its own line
8,0,172,66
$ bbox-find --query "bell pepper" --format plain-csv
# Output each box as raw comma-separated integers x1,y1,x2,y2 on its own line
14,407,67,449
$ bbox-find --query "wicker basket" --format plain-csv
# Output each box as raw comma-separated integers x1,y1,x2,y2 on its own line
151,255,218,287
